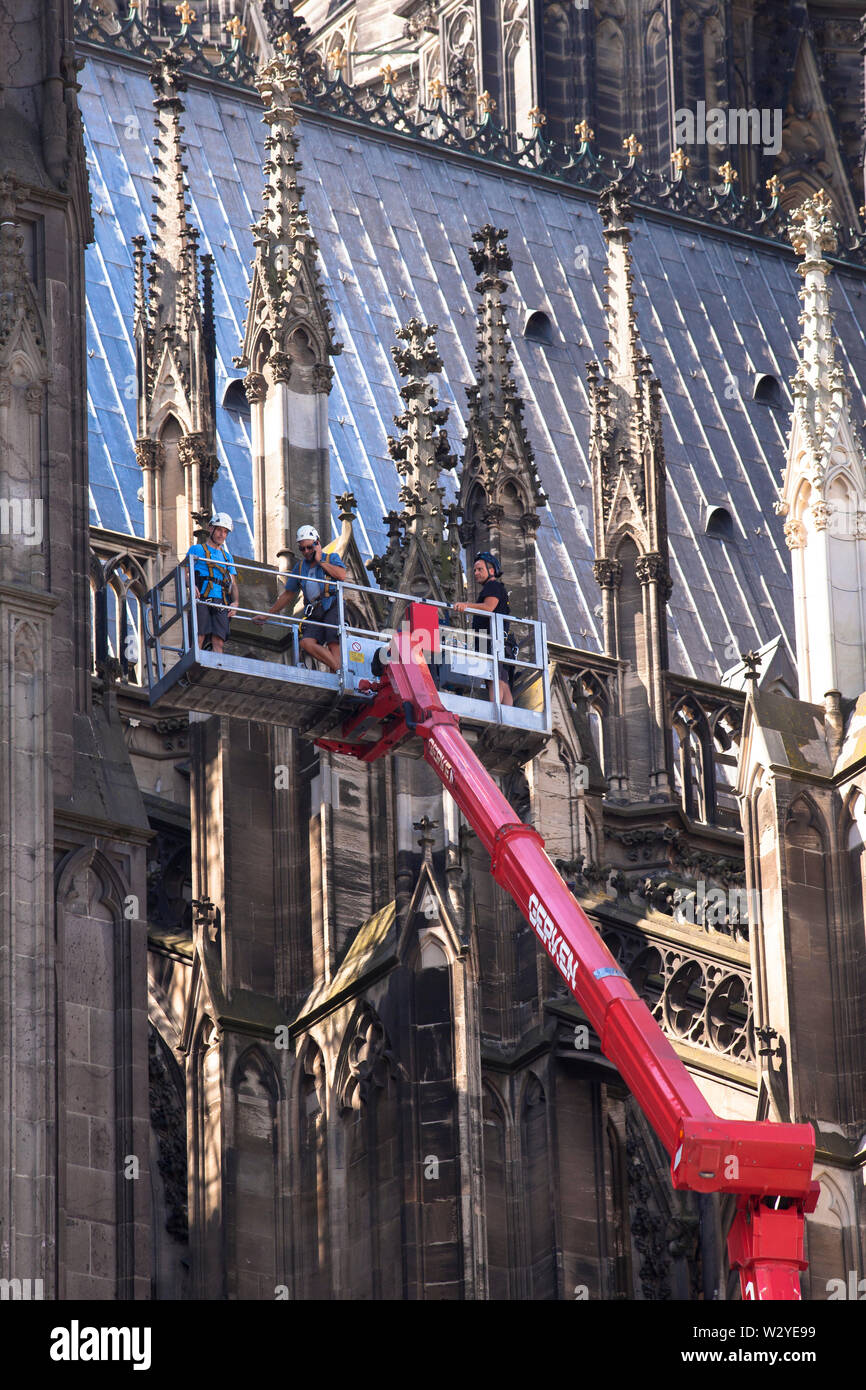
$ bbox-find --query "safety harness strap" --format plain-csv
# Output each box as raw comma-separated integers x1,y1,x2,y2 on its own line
198,546,234,602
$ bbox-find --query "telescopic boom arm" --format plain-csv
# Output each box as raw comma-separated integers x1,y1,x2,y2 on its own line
317,605,819,1300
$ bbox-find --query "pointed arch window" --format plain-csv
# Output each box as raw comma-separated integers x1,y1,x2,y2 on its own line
711,708,741,830
672,700,713,823
576,670,608,780
89,574,99,677
644,10,669,168
298,1042,330,1299
92,553,149,686
595,16,626,159
541,1,574,144
502,0,533,135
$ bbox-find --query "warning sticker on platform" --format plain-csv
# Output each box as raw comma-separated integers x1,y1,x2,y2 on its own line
349,641,364,663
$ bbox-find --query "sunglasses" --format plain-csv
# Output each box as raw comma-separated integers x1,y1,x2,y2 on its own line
300,543,316,551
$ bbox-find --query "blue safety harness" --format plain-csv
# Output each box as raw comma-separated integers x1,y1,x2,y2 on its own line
194,545,235,603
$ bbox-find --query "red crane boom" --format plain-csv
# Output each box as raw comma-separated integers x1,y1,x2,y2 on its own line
317,604,819,1300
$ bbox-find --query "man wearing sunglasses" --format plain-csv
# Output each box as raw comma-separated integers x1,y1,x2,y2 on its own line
257,524,346,673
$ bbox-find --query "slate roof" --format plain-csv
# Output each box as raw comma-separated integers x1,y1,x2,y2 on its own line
78,52,866,686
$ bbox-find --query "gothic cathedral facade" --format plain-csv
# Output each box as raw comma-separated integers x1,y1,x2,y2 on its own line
1,0,865,1300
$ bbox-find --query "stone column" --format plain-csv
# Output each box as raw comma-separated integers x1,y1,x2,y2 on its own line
244,372,268,563
0,592,57,1296
135,439,162,544
260,351,332,566
635,552,673,800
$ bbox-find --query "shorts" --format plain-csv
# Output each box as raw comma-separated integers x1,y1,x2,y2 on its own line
300,603,339,648
196,602,231,641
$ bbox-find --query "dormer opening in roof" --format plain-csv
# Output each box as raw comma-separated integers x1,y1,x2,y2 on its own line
368,318,459,604
458,225,546,623
133,53,218,567
236,44,341,570
777,190,866,705
588,182,673,804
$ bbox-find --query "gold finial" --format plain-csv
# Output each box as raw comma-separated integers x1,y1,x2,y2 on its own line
622,133,643,158
807,188,834,217
765,174,782,200
528,106,546,130
276,32,298,55
478,90,496,116
428,77,446,103
670,147,690,174
175,1,195,26
328,46,347,70
380,64,398,87
574,119,594,143
789,189,837,258
224,14,246,39
719,160,738,184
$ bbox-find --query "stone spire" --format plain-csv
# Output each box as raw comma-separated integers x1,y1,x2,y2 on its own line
786,189,848,471
369,318,459,597
777,190,866,703
134,52,217,557
261,0,322,88
588,182,672,801
390,318,454,549
236,45,339,562
588,182,669,579
458,225,545,619
237,47,337,384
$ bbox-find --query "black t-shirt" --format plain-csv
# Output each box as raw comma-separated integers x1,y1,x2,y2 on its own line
471,578,510,633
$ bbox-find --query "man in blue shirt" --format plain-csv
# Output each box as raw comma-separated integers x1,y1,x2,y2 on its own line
186,513,238,655
257,524,346,672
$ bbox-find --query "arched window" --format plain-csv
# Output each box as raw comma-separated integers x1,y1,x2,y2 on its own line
502,0,533,136
575,670,607,780
222,379,251,417
521,1074,556,1298
595,15,626,159
587,704,604,777
481,1083,510,1298
541,0,573,144
703,17,726,177
445,3,478,114
89,574,99,676
753,374,782,407
102,554,149,685
298,1042,329,1299
672,701,713,823
711,708,741,830
679,7,706,178
523,309,553,344
705,507,734,541
644,10,669,169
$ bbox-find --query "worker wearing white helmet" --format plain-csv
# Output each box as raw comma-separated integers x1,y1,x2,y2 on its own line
255,523,346,673
185,512,239,655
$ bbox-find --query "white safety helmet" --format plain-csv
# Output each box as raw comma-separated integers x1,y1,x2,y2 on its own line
210,512,233,532
296,524,319,543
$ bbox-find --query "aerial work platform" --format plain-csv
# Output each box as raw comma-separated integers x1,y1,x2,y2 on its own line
143,558,552,739
144,568,819,1298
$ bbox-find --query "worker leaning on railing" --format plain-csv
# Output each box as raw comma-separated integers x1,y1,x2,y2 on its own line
186,513,239,655
254,525,347,674
453,551,514,707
